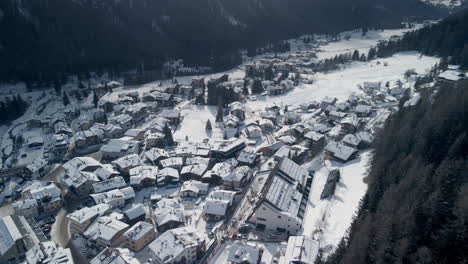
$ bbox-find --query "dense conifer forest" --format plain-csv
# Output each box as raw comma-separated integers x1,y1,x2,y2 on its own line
0,0,441,86
324,81,468,263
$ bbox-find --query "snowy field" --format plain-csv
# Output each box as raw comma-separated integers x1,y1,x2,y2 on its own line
301,151,373,256
173,105,224,142
245,52,439,111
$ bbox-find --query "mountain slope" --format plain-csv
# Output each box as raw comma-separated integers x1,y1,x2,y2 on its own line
0,0,442,84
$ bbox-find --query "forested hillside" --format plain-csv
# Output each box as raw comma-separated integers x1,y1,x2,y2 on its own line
325,83,468,263
0,0,441,85
374,8,468,68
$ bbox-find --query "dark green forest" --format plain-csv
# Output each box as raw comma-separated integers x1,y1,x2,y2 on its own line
325,82,468,263
374,8,468,68
0,0,441,85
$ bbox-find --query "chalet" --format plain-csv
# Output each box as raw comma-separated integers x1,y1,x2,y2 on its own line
25,158,49,179
230,102,246,121
90,187,135,208
123,205,146,225
226,242,261,264
100,139,140,160
61,171,100,197
90,248,139,264
104,124,124,138
224,114,241,129
148,227,205,264
153,198,185,232
180,164,208,181
259,118,275,132
304,131,326,150
202,190,236,221
248,158,311,235
324,142,357,162
144,148,170,165
284,111,301,125
160,109,181,124
13,183,62,219
112,154,142,176
92,176,127,194
355,104,372,117
222,166,252,190
328,111,347,121
83,216,129,249
279,236,319,264
179,180,209,197
145,132,166,148
129,166,158,190
211,139,246,159
0,215,38,263
95,165,120,181
122,221,157,252
320,96,337,109
267,85,285,96
258,141,285,156
202,162,233,185
437,66,468,88
157,168,180,186
237,150,260,167
159,157,184,170
68,204,110,235
125,103,150,123
340,115,359,133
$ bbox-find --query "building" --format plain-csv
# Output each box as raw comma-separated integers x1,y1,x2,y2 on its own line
83,216,130,248
90,187,135,208
153,199,185,232
202,189,236,221
248,158,311,235
279,236,319,264
237,151,260,168
160,110,181,124
122,221,157,252
25,241,74,264
112,154,143,176
437,66,468,88
226,242,262,264
68,204,111,234
13,183,62,218
0,215,39,264
90,247,140,264
123,205,147,225
222,166,252,190
211,139,246,159
92,176,127,194
324,142,357,162
148,227,205,264
61,171,100,197
179,180,209,197
100,139,140,160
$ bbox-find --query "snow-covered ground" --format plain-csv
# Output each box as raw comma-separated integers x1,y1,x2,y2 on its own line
173,105,224,142
301,151,373,256
246,52,439,111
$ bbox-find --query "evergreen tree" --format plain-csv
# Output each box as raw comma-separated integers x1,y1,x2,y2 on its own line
163,123,175,146
251,79,264,94
243,79,249,95
264,66,274,81
62,92,70,106
352,50,360,61
93,90,99,108
367,48,377,61
206,119,212,131
216,104,224,122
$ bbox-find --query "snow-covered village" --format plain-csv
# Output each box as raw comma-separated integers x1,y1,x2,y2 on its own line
0,21,467,264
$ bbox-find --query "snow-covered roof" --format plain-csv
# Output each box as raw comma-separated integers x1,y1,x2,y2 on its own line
83,216,129,243
67,204,111,224
227,242,261,264
181,164,208,177
148,227,205,264
304,131,325,142
112,154,142,170
100,139,140,155
203,199,229,216
237,151,258,165
122,221,155,242
94,164,120,181
342,134,361,147
145,148,170,162
180,180,209,195
92,176,127,193
123,205,146,221
160,157,184,168
438,69,466,82
0,216,23,255
280,236,319,264
325,141,357,161
62,157,101,173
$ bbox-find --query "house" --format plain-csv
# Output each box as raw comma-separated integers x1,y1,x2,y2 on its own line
226,242,261,264
304,131,326,148
224,114,241,129
320,96,337,109
230,102,246,121
90,187,135,208
328,111,347,121
52,134,69,155
153,199,185,232
95,165,120,181
222,166,252,190
61,171,100,197
180,164,209,181
321,170,340,199
13,183,62,219
25,158,49,178
267,85,285,96
145,132,166,149
144,148,170,165
279,236,319,264
25,241,74,264
355,104,372,117
284,111,301,124
68,204,111,234
202,162,233,185
112,154,142,176
437,66,468,88
211,139,246,159
104,124,124,139
83,216,130,249
202,189,236,221
340,115,359,133
159,157,184,170
259,119,275,132
265,105,281,115
123,205,147,225
90,247,139,264
179,180,209,197
124,129,146,141
92,176,127,194
258,141,285,156
246,125,262,139
0,215,38,264
248,158,311,235
160,109,181,124
148,227,205,264
324,142,357,162
129,166,158,190
122,221,157,252
157,168,180,186
125,103,150,123
100,139,140,160
237,151,260,168
109,114,133,131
